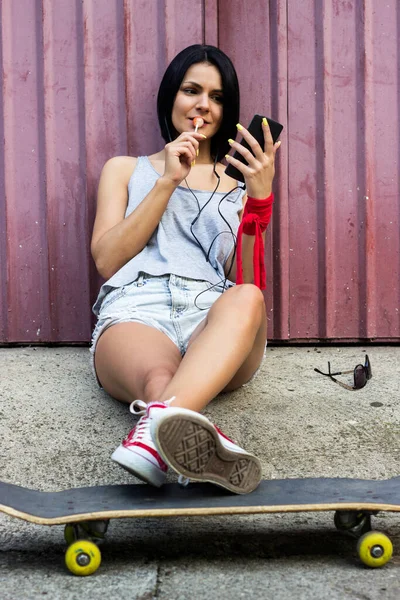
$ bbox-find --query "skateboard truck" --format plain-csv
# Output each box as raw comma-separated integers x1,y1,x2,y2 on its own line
64,519,109,544
334,510,374,537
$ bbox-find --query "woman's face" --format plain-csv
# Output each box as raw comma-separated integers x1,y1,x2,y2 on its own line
171,62,224,139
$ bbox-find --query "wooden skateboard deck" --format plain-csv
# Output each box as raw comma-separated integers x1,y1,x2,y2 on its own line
1,477,400,524
1,477,399,574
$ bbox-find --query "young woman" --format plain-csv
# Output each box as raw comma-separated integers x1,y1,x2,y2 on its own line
90,45,280,494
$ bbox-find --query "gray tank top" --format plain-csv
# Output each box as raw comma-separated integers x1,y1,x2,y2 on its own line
93,156,245,315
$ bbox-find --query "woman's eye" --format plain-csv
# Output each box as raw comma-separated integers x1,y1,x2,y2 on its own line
182,88,222,102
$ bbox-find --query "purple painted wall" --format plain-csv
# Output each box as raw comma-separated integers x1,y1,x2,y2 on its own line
1,0,399,343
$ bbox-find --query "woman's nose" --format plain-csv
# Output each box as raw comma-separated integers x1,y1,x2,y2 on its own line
196,93,210,111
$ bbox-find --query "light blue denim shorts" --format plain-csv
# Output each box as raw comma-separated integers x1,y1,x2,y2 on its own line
90,272,266,388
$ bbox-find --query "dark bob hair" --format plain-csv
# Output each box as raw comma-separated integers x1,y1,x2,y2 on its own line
157,45,240,162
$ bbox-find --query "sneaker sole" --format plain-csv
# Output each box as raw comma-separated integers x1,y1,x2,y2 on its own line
111,446,166,488
153,414,262,494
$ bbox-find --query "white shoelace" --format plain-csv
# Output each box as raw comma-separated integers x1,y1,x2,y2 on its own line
129,396,176,417
129,399,147,417
130,415,152,443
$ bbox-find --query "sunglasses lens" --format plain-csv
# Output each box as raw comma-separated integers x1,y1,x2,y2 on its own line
365,355,372,379
354,365,367,389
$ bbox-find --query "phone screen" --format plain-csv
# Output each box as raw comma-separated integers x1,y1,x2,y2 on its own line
225,114,283,184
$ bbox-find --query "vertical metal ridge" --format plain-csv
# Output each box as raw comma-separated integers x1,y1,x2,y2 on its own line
321,0,335,339
270,0,289,340
314,0,327,340
398,1,400,327
354,0,367,340
164,0,204,65
216,0,220,48
0,5,8,341
202,0,206,45
42,0,56,339
164,0,174,66
127,1,167,157
35,0,50,341
204,0,218,47
123,0,134,156
287,0,322,341
83,0,103,315
75,0,92,337
362,0,377,338
1,2,16,343
157,0,168,76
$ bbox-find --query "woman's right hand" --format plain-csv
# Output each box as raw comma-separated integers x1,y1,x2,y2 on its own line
161,131,207,186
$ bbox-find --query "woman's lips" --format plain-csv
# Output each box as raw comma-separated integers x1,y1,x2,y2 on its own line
189,117,208,127
193,117,205,128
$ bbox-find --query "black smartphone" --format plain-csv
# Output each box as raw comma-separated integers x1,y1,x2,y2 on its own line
225,114,283,184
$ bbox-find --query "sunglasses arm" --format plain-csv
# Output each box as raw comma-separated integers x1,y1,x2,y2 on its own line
314,368,355,390
328,375,355,391
314,368,330,377
314,367,353,377
330,369,354,376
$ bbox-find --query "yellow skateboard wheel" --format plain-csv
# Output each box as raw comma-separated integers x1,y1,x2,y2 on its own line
65,540,101,576
357,531,393,568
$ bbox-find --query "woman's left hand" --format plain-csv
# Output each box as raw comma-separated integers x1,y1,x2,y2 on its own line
225,118,281,199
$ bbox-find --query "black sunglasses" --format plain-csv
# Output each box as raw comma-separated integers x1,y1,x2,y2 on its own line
314,355,372,390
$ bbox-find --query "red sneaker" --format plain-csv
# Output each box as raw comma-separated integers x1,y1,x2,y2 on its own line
150,407,262,494
111,400,170,487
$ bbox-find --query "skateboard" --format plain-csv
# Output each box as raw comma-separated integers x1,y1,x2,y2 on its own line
1,477,399,575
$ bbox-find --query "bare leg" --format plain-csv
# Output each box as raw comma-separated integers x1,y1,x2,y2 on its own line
159,284,267,411
94,285,266,413
94,322,182,404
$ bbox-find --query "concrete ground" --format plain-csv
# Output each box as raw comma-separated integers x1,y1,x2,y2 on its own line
0,345,399,600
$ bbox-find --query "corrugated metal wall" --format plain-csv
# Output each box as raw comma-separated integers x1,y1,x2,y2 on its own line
1,0,399,343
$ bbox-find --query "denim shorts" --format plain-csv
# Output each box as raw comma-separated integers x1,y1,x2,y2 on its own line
90,272,226,382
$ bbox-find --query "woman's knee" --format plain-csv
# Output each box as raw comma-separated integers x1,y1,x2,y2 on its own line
224,284,266,328
233,283,265,304
142,364,179,402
